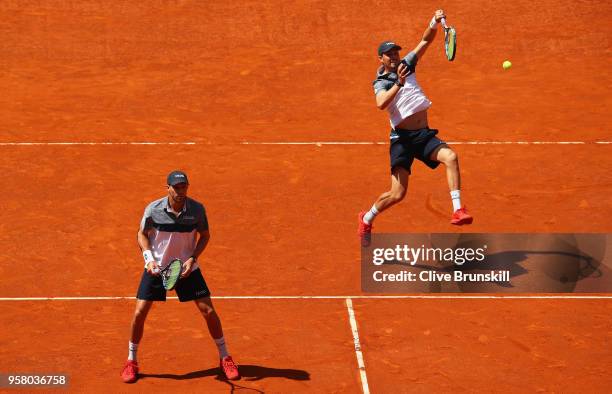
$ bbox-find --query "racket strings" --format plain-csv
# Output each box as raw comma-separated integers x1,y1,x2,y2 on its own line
444,27,456,61
162,260,182,290
161,270,170,287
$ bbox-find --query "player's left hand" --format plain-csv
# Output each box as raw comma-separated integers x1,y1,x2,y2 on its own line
434,9,446,23
181,257,194,278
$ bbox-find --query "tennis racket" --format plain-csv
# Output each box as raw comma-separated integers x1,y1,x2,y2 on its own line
159,258,183,291
440,18,456,61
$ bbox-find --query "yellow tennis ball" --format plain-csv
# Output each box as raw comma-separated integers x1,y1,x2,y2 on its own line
502,60,512,70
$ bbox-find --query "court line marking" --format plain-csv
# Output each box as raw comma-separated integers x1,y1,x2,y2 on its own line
242,142,387,145
0,142,197,146
345,298,370,394
241,141,610,145
1,295,611,301
0,141,610,146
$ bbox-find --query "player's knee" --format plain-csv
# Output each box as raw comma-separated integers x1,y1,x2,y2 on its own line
133,308,148,322
201,308,216,320
389,188,407,203
198,305,216,319
442,150,458,166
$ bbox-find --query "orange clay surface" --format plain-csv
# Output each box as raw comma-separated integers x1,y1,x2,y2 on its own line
1,1,611,393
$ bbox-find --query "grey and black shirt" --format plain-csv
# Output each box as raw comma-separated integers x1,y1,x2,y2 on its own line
371,51,432,132
140,196,208,270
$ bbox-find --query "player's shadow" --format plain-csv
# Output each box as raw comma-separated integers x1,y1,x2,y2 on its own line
140,364,309,391
383,249,602,289
451,250,602,285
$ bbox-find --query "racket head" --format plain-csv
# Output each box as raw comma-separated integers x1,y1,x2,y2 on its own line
445,26,457,61
162,258,183,290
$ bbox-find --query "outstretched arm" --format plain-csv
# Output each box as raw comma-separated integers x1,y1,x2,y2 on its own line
412,9,446,59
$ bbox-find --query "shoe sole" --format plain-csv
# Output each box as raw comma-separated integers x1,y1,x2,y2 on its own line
451,217,473,225
358,212,372,246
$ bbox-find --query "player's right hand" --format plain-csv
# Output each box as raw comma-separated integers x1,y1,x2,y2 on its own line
146,262,160,276
397,62,409,84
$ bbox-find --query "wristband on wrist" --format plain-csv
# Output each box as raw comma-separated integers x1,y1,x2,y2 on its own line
429,16,438,29
143,250,155,267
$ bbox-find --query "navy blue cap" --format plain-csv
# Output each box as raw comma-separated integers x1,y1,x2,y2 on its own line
167,170,189,186
378,41,402,56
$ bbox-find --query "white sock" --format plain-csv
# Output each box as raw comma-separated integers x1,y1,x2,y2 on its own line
450,190,462,212
214,336,229,359
128,341,138,362
363,204,379,224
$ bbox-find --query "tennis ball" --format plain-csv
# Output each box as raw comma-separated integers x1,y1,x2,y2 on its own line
502,60,512,70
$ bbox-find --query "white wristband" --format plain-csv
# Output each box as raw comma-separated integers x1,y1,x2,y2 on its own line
429,16,438,29
143,250,155,267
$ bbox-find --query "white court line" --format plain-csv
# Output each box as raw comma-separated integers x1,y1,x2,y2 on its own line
1,295,611,301
449,141,586,145
0,141,610,146
0,142,196,146
346,298,370,394
241,141,386,145
241,141,609,145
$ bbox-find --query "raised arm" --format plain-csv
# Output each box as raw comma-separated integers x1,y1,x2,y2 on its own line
412,9,446,59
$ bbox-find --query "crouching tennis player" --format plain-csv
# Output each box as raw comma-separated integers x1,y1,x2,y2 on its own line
359,9,473,245
121,170,240,383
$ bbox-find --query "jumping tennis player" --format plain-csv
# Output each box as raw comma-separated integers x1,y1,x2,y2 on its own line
121,171,240,383
358,9,472,245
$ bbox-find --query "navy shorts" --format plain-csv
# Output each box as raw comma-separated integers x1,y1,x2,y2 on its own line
389,127,446,174
136,268,211,302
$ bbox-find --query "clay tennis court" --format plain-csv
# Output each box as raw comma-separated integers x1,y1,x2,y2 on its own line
1,1,611,392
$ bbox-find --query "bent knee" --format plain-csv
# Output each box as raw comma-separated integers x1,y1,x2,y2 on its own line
389,189,407,203
441,150,458,166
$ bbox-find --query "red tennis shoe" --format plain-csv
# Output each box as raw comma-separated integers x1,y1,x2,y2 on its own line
220,356,240,380
451,207,473,225
358,211,373,247
120,360,139,383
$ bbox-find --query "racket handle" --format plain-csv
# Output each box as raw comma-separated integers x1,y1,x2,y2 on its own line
440,17,449,29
